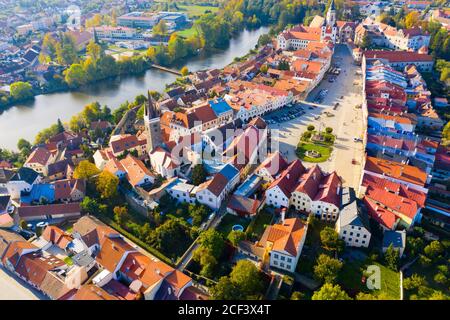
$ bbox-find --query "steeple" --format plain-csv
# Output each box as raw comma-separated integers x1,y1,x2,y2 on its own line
144,91,162,153
326,0,336,26
145,91,160,119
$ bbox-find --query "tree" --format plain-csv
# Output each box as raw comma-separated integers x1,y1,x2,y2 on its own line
228,230,246,247
211,276,241,300
407,237,424,257
180,66,189,76
86,40,104,62
356,292,390,300
193,246,217,278
360,33,371,49
313,254,343,284
56,118,65,133
74,160,100,179
197,229,225,258
230,260,264,298
258,34,272,47
17,138,31,153
10,82,33,101
325,127,333,134
113,206,128,226
64,64,87,88
291,291,305,300
405,11,420,29
320,227,344,252
312,283,351,300
191,164,207,185
403,274,428,291
307,125,315,131
96,170,119,199
423,240,444,261
384,244,399,271
153,19,168,41
80,196,106,215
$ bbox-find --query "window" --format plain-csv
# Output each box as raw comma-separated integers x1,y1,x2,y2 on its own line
274,261,278,266
357,233,360,237
350,232,353,236
343,230,347,234
280,256,285,261
363,234,367,238
349,238,352,242
287,258,292,263
280,263,285,268
274,254,279,259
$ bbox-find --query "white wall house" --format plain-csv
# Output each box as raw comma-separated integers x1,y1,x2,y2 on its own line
335,201,371,248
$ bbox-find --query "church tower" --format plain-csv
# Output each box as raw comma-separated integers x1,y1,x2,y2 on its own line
144,91,162,153
326,0,337,27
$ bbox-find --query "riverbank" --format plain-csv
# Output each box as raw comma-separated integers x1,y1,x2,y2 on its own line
0,27,270,150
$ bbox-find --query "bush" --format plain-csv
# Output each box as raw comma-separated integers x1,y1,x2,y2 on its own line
325,127,333,134
307,125,315,131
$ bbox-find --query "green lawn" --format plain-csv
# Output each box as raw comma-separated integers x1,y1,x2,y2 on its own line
176,26,200,38
178,4,219,18
247,210,273,239
296,142,332,163
217,214,250,239
339,260,400,300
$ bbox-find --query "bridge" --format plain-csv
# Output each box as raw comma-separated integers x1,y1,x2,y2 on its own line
150,64,183,76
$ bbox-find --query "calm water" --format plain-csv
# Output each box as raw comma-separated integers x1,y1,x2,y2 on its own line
0,27,270,150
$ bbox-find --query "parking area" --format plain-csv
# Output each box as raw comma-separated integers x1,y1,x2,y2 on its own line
269,44,365,189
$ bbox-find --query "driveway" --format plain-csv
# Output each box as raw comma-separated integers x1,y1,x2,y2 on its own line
270,44,365,188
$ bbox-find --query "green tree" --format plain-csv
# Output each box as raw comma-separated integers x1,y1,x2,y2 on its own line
56,118,65,133
320,227,344,252
17,138,31,153
193,246,217,278
80,196,107,214
96,170,119,199
153,19,168,41
312,283,351,300
313,254,343,284
113,206,128,226
228,230,246,247
74,160,100,179
230,260,264,298
211,276,241,300
403,274,428,291
424,241,444,261
10,82,33,101
64,64,87,88
197,229,225,258
384,244,399,271
191,164,207,185
307,125,315,131
291,291,305,300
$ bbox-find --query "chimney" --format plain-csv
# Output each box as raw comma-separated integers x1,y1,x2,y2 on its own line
281,208,286,224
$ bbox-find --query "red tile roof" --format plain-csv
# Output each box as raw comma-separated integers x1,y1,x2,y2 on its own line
364,51,433,63
268,159,306,198
364,156,427,187
259,218,307,257
18,203,81,219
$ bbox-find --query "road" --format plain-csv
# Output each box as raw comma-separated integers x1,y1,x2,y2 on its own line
270,44,365,189
0,266,44,300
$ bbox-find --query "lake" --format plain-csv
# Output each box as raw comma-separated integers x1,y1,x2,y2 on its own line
0,26,270,150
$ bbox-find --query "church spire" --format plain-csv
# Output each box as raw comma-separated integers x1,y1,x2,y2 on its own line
145,91,159,119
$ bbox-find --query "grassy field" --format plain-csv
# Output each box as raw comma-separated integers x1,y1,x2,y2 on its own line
176,26,201,38
338,259,400,300
178,4,219,18
296,142,332,163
